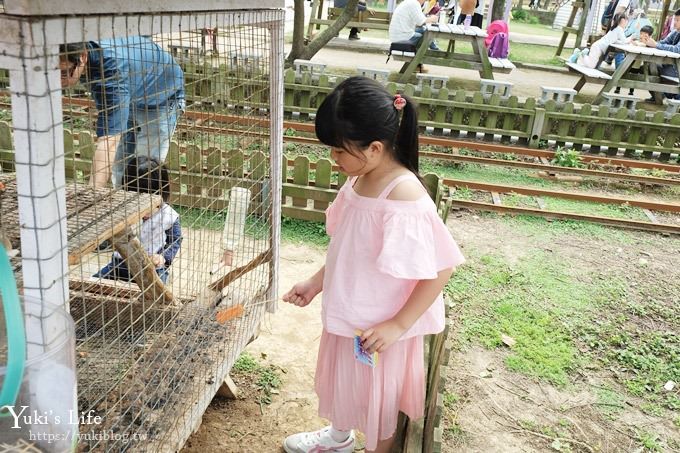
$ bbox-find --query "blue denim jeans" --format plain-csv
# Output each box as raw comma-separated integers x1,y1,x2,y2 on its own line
410,26,440,50
112,98,184,188
614,52,625,68
94,256,170,284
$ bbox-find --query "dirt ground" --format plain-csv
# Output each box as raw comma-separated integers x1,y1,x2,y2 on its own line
183,213,680,453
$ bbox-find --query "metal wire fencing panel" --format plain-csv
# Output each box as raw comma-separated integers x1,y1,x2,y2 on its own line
1,6,283,451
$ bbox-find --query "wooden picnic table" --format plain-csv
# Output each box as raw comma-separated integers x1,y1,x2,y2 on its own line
396,23,515,83
595,43,680,105
0,174,173,304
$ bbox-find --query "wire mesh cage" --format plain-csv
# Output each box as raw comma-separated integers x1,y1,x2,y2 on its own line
0,1,284,450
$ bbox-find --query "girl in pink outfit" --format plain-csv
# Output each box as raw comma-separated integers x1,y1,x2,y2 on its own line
282,77,465,453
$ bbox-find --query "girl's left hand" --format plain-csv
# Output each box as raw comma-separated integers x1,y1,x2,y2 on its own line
361,320,407,354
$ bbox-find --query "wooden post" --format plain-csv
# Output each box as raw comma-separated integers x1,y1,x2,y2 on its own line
269,15,285,314
658,0,672,41
575,0,591,50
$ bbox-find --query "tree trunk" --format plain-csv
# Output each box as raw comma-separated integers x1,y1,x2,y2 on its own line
289,0,307,63
491,0,506,21
286,0,360,65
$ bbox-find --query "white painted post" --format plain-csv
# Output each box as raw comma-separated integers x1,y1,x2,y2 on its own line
9,43,69,355
268,11,285,313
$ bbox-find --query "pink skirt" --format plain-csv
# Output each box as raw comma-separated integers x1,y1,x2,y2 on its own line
314,330,425,451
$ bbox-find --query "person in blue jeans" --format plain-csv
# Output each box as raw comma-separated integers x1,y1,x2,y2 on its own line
334,0,372,40
59,37,185,188
94,157,182,284
642,8,680,101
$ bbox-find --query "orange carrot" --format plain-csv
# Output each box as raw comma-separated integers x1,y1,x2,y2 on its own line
216,304,244,324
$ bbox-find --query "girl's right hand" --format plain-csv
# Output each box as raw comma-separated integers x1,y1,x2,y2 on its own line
282,279,320,307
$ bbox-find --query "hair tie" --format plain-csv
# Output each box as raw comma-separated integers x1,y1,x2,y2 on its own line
393,94,407,111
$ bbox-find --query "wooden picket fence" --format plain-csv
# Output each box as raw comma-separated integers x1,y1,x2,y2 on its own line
181,65,680,163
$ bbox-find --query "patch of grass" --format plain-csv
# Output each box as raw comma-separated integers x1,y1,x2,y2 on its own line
490,212,635,243
175,206,269,239
443,391,459,409
508,19,564,38
637,431,663,452
233,352,260,373
281,217,329,247
231,352,283,406
595,386,626,419
640,402,664,417
446,252,593,386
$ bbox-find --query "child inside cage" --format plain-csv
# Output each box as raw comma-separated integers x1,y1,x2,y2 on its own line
94,157,182,284
570,13,631,68
281,77,465,453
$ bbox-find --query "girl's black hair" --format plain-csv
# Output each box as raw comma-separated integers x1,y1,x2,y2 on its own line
315,76,420,176
609,12,627,32
123,156,171,203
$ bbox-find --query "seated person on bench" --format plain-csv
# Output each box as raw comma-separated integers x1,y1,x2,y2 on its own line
334,0,373,40
642,8,680,101
389,0,440,54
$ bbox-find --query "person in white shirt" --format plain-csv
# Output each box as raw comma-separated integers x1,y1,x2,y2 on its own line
570,13,630,68
389,0,440,49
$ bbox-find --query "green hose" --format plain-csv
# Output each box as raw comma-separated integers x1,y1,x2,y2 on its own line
0,244,25,414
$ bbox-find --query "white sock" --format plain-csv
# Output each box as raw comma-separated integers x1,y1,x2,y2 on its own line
329,425,351,443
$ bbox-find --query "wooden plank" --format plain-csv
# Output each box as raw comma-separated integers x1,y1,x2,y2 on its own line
491,191,502,205
445,178,680,212
292,156,310,208
281,205,326,222
624,109,648,157
313,158,332,210
450,199,680,234
484,94,501,141
283,183,337,202
607,108,629,156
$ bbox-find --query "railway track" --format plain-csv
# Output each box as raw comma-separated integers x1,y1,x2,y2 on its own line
2,98,680,233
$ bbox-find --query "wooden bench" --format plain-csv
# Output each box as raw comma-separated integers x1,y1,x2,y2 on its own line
488,57,516,74
661,74,680,84
307,0,391,38
566,61,612,91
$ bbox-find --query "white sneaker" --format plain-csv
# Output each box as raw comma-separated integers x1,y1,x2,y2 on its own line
283,426,355,453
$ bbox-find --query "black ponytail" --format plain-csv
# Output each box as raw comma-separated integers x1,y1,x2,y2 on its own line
394,95,420,174
315,76,421,179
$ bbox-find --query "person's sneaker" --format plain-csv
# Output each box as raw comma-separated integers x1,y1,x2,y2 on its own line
283,426,355,453
348,34,360,40
569,48,581,63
